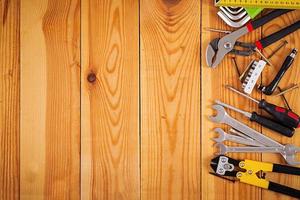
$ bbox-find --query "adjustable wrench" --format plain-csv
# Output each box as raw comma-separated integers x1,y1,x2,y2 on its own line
213,128,264,147
215,143,300,166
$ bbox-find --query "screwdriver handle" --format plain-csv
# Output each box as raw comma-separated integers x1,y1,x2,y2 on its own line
259,100,300,129
250,112,295,137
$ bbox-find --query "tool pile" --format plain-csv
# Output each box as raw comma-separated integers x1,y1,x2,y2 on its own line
206,3,300,198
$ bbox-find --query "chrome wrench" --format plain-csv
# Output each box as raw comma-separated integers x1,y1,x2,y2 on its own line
215,143,300,166
213,128,264,147
210,104,282,147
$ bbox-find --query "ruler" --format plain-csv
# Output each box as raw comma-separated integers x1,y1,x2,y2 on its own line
215,0,300,9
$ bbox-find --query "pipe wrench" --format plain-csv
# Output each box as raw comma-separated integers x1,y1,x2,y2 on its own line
206,9,300,68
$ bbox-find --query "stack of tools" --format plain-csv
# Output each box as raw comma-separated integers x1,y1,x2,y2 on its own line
207,2,300,198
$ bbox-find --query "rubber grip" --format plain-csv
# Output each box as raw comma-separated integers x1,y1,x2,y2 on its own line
260,49,297,95
259,100,299,129
250,9,292,30
258,20,300,49
268,181,300,198
250,112,295,137
273,164,300,175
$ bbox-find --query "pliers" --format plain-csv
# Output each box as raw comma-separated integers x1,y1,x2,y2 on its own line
211,155,300,198
206,9,300,68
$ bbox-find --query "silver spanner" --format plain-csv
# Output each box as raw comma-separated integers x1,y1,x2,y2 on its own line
210,104,282,147
215,143,300,166
213,128,264,147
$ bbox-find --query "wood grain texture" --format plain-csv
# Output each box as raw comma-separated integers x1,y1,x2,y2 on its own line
261,10,300,200
140,0,201,199
20,0,80,199
201,0,262,199
81,0,139,199
0,0,19,199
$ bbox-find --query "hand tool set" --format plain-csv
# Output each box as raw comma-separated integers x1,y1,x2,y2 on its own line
206,9,300,68
207,2,300,197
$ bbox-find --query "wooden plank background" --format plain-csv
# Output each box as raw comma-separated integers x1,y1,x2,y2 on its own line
0,0,299,199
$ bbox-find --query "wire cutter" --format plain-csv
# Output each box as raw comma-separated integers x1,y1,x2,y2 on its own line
206,9,300,68
211,155,300,198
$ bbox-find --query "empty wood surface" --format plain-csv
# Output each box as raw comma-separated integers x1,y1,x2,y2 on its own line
0,0,299,199
20,0,80,199
140,0,200,199
81,0,139,199
0,0,19,199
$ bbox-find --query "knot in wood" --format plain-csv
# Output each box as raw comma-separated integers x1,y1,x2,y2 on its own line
87,73,97,83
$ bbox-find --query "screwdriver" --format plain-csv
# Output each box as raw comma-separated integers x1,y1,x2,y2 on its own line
215,100,295,137
226,85,300,129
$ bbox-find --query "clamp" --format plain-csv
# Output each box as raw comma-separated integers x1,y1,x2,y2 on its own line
211,155,300,198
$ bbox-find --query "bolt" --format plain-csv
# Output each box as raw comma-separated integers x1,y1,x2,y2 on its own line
239,162,245,168
224,42,232,49
248,170,253,175
237,172,242,178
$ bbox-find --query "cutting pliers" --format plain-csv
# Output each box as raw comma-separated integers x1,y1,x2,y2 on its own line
211,155,300,198
206,9,300,68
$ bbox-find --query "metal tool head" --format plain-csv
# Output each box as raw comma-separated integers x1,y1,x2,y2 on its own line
214,142,227,155
206,26,249,67
284,144,300,166
213,128,226,143
206,35,236,67
210,104,228,123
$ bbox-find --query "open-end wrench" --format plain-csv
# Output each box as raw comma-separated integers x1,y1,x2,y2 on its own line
213,128,264,147
215,143,300,166
210,104,283,147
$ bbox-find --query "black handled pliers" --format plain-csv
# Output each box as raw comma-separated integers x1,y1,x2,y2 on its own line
206,9,300,68
211,155,300,198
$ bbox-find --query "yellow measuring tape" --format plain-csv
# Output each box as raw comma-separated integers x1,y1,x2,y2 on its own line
215,0,300,9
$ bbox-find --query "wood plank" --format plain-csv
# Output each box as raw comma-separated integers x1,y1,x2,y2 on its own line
20,0,80,199
261,10,300,200
201,0,262,199
140,0,201,199
0,0,20,199
81,0,139,199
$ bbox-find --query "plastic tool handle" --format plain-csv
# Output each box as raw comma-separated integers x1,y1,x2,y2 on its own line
259,49,298,95
250,9,292,30
268,182,300,198
250,112,295,137
259,100,300,129
273,163,300,175
258,20,300,49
